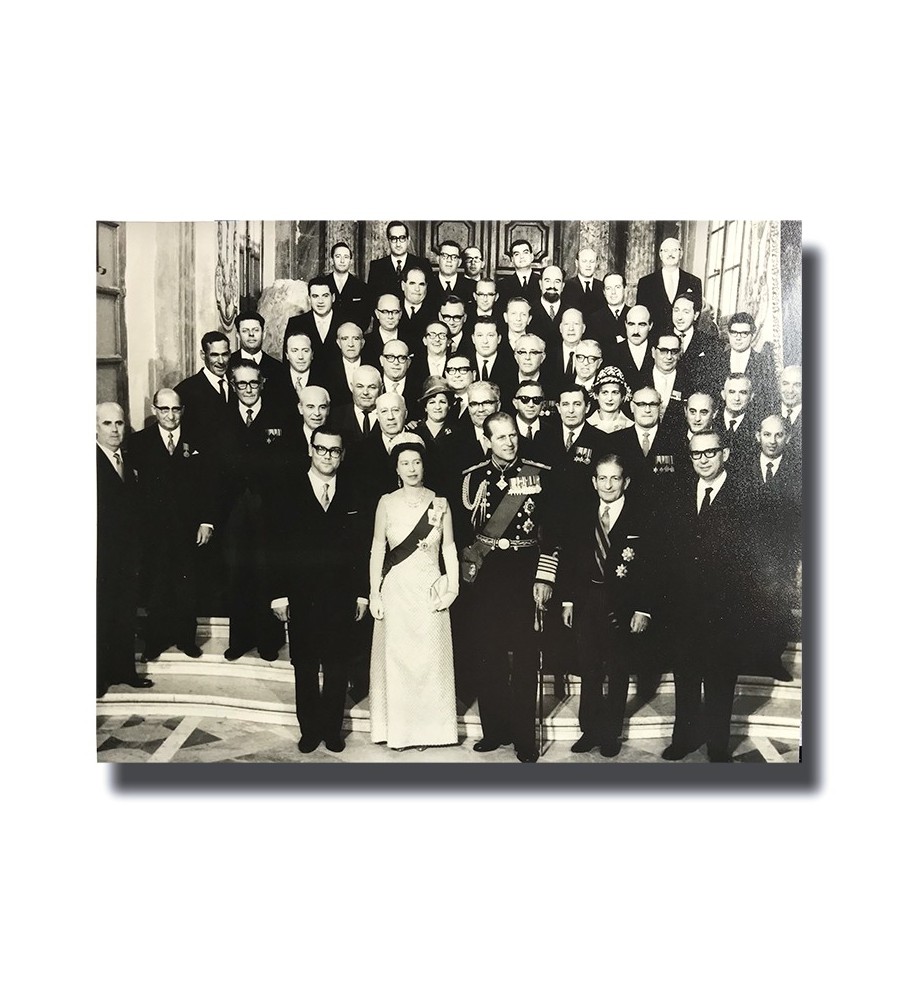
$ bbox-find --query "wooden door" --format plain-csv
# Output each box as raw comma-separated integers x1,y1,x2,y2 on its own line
96,221,129,421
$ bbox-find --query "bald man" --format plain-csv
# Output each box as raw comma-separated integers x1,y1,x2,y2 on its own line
636,236,703,338
97,402,152,696
128,388,216,662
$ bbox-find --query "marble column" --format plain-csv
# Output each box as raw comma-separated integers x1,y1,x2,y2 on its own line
625,221,656,304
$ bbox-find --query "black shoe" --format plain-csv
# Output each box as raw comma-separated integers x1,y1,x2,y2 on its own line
177,644,203,659
473,738,511,753
121,674,154,689
571,734,598,753
707,746,733,763
771,666,794,682
140,649,163,664
324,735,346,753
516,746,539,763
553,675,566,698
224,647,250,661
297,734,322,753
661,743,693,761
257,648,279,662
599,738,621,758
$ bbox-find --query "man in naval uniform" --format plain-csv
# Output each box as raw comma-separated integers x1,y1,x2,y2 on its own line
455,411,559,763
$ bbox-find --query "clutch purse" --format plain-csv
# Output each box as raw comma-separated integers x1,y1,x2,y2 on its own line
429,574,453,609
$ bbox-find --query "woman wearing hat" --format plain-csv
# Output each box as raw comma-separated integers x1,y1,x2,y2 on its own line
411,376,456,449
588,366,635,434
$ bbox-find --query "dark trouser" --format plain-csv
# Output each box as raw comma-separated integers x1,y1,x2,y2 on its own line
671,656,738,755
574,587,633,742
470,548,540,753
223,488,285,654
292,662,349,740
143,535,198,651
97,555,138,692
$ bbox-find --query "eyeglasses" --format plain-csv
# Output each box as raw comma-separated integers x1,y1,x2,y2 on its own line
234,380,261,390
515,349,543,358
574,354,601,364
388,235,408,243
439,252,460,261
468,399,497,408
513,394,544,404
633,400,659,409
312,445,343,458
439,313,464,322
690,448,721,460
474,290,494,296
464,256,482,263
426,331,450,340
153,405,183,414
376,308,401,317
382,354,410,362
655,347,681,356
445,365,471,374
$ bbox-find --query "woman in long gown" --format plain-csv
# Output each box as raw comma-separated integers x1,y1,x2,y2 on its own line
368,439,460,749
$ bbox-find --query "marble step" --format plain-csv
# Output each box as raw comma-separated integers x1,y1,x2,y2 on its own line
98,636,802,742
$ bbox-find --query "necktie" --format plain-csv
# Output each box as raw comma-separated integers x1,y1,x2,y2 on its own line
445,282,452,294
585,281,592,295
765,461,774,483
565,430,574,451
167,432,175,455
565,350,575,381
481,361,489,381
296,375,305,392
548,304,555,320
362,411,371,435
521,275,528,288
729,419,737,433
526,423,534,440
593,505,610,580
218,378,226,400
641,431,650,457
113,450,124,480
452,396,462,418
320,482,331,511
699,486,713,515
396,260,402,278
245,408,254,426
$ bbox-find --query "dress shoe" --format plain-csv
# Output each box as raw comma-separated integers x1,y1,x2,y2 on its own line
553,675,566,699
223,647,250,661
257,648,279,662
177,643,203,658
707,746,733,763
571,734,598,753
121,674,154,689
297,734,322,753
140,649,163,664
771,666,794,682
324,735,346,753
599,738,621,758
473,738,511,752
516,746,539,763
661,743,693,761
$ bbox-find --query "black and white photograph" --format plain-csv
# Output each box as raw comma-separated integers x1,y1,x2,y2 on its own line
96,219,802,766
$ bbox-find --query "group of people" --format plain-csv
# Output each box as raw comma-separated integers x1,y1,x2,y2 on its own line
96,223,803,763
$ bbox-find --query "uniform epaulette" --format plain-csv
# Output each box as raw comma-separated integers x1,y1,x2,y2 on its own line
461,459,490,475
522,459,552,472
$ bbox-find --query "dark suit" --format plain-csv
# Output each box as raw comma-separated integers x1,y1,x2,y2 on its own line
97,445,140,694
710,342,780,421
433,418,489,499
663,472,754,757
429,273,475,307
325,272,372,333
219,396,294,657
266,468,368,741
635,267,703,336
563,276,607,316
367,253,433,302
473,351,518,404
129,426,215,654
543,342,585,402
719,411,759,468
174,369,233,455
609,340,655,393
283,312,341,356
396,304,432,350
675,328,722,397
496,271,542,309
559,492,653,744
407,350,450,398
333,404,378,447
526,301,565,344
606,423,683,516
586,304,628,356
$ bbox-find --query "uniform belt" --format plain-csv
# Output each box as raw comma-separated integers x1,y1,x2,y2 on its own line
476,534,538,551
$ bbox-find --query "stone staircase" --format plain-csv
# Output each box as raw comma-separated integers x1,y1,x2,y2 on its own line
96,618,802,744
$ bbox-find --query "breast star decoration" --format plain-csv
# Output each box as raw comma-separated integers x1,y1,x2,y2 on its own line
616,564,628,578
621,547,635,562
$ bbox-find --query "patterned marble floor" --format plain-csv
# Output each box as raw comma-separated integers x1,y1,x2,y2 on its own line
96,713,800,764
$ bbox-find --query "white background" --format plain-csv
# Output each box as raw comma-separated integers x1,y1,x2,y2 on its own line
6,2,896,996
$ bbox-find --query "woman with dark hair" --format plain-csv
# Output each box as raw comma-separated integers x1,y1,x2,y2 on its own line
588,366,635,433
411,376,455,448
368,437,459,749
